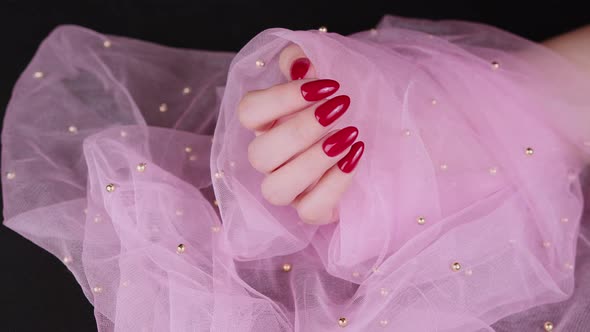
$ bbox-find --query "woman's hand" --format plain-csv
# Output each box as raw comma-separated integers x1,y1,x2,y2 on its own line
238,44,365,225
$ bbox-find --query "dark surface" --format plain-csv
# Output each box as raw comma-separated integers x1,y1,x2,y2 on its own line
0,1,588,331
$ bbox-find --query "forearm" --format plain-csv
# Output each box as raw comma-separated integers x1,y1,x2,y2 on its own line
543,25,590,77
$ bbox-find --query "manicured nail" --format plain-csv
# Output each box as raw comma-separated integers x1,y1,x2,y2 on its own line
323,127,359,157
338,141,365,173
301,79,339,102
290,57,311,80
315,95,350,127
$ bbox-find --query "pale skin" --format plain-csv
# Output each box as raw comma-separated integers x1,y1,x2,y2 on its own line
238,25,590,225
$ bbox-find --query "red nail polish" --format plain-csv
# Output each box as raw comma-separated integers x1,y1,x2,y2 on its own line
323,127,359,157
301,79,339,102
290,57,311,80
315,95,350,127
338,141,365,173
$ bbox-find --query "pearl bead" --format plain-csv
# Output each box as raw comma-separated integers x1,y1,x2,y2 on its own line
182,87,191,95
352,271,360,278
189,155,198,161
417,216,426,225
282,263,292,272
403,129,411,136
93,215,101,223
103,40,112,48
136,163,147,172
211,225,221,233
6,172,15,180
106,184,116,193
379,320,388,327
318,26,328,33
370,28,378,35
184,146,192,153
464,269,473,276
33,71,44,79
92,286,103,293
491,61,500,69
431,99,438,105
63,256,73,264
451,262,461,271
255,60,265,67
338,317,347,327
176,244,186,254
214,170,224,179
68,125,78,133
213,200,219,206
525,147,534,156
561,217,569,223
544,321,554,331
159,103,168,113
175,209,184,216
489,167,498,175
120,130,128,137
380,288,389,296
543,241,551,248
440,164,448,170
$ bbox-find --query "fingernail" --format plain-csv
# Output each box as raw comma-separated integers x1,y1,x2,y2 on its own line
323,126,359,157
338,141,365,173
290,57,311,80
315,95,350,127
301,79,339,102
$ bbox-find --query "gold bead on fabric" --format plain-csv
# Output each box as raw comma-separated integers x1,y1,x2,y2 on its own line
451,262,462,271
282,263,292,272
136,163,147,172
525,147,534,156
176,244,186,254
106,184,116,193
491,61,500,69
544,321,554,331
417,216,426,225
338,317,348,327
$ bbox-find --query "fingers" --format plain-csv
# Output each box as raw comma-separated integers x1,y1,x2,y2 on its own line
294,141,365,225
278,44,317,80
260,127,359,206
238,79,339,132
248,95,351,173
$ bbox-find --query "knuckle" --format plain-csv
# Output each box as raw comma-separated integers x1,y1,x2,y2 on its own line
237,92,257,129
261,177,291,206
247,140,269,173
297,203,322,224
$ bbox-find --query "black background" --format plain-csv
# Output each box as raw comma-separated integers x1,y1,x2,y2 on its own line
0,1,588,331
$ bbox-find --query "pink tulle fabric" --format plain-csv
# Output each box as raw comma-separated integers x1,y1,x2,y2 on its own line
2,15,590,331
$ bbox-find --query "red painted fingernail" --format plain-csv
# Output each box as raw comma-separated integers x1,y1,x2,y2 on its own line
323,127,359,157
315,95,350,127
338,141,365,173
290,57,311,80
301,79,339,102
